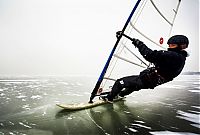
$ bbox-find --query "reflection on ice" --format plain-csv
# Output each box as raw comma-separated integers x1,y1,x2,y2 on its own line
0,93,5,96
124,111,131,114
150,131,198,135
31,95,42,99
57,82,69,85
128,127,137,133
19,122,32,129
22,104,31,110
192,106,200,109
69,93,83,97
67,117,73,120
177,110,200,126
135,120,145,124
189,90,200,93
158,84,186,89
26,85,39,88
16,95,27,99
131,123,151,129
8,121,14,125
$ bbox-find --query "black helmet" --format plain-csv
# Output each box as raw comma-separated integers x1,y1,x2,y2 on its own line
167,35,189,47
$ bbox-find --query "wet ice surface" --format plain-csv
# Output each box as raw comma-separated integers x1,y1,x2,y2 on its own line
0,75,199,135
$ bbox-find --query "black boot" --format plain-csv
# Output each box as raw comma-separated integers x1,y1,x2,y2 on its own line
100,94,113,103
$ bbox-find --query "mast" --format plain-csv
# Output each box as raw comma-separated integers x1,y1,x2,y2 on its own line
89,0,142,103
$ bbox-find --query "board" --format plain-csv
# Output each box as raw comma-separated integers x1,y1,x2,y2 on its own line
56,97,125,110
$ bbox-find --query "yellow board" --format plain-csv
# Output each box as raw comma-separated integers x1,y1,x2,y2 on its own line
56,97,125,110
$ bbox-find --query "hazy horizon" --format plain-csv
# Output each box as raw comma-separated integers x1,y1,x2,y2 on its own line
0,0,199,77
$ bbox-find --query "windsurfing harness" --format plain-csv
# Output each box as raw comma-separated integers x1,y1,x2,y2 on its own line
136,41,187,88
139,67,166,89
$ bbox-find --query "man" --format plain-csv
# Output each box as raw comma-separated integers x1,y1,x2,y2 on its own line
102,33,189,103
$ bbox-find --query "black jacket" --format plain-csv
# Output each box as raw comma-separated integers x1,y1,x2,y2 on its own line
137,43,187,81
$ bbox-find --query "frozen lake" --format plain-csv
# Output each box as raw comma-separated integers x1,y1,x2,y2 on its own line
0,75,199,135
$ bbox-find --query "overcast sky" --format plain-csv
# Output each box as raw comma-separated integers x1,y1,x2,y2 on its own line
0,0,199,76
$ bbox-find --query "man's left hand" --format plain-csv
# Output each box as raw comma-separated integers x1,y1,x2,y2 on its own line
132,38,143,48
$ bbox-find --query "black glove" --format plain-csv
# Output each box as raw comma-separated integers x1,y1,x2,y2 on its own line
132,38,143,48
116,31,143,48
116,31,122,39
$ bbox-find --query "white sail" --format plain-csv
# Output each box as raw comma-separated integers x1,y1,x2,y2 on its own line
100,0,181,91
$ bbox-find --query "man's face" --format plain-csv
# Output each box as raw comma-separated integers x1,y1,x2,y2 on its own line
168,44,178,48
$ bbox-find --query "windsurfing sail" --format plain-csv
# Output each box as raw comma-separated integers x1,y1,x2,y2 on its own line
89,0,182,103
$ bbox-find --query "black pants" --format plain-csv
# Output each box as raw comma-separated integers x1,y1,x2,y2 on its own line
107,75,147,100
107,67,169,100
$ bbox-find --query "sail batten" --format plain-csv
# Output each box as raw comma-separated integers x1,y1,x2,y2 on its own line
103,77,117,82
113,54,146,68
